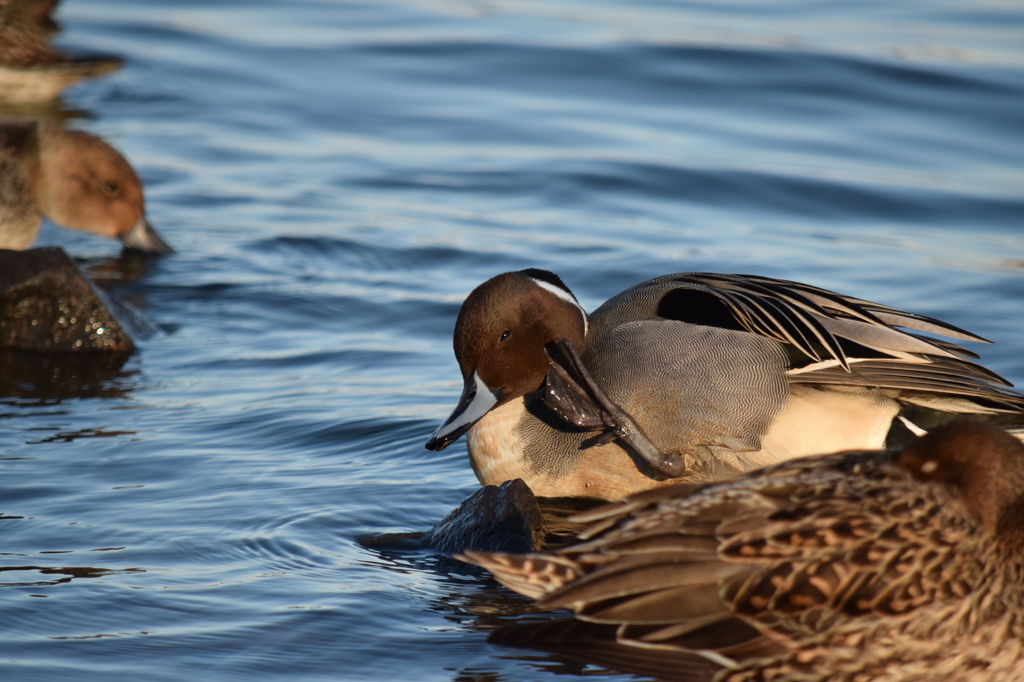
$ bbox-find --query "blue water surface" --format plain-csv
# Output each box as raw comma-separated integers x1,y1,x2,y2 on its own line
3,1,1024,680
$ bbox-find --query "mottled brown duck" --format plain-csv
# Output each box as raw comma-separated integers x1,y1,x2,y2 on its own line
462,421,1024,682
0,0,121,102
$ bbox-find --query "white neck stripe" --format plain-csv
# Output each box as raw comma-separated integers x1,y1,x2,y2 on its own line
530,277,588,336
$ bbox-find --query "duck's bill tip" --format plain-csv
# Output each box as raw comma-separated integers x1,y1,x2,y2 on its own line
121,217,175,255
425,423,471,451
424,438,447,451
426,412,479,450
425,372,503,451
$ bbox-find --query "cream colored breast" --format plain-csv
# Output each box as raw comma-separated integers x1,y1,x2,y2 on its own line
466,397,692,499
0,222,41,250
749,384,899,469
466,398,532,486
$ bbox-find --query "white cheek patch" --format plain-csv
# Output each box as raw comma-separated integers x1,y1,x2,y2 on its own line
529,278,588,336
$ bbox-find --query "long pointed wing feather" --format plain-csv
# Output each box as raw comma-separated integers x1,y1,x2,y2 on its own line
789,358,1024,410
652,274,995,378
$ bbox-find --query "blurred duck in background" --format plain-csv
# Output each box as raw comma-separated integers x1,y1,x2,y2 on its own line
0,120,173,254
0,0,121,102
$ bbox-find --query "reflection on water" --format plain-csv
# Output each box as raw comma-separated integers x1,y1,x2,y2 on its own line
488,618,722,682
0,348,135,401
82,251,159,289
0,565,144,588
369,544,732,681
361,550,603,680
361,502,671,680
27,427,136,444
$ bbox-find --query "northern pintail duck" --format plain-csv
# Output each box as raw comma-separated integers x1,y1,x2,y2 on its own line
0,120,173,253
425,269,1024,499
0,0,121,102
462,421,1024,682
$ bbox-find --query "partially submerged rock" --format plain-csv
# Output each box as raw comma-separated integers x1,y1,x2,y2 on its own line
0,246,135,352
360,479,547,554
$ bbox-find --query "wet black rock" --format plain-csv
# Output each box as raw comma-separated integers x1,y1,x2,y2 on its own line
0,246,135,352
359,479,547,554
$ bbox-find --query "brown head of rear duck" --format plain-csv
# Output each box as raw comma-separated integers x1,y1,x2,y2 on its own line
461,420,1024,682
426,269,1024,499
0,120,173,253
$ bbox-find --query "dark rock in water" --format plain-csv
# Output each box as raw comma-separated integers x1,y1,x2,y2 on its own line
0,246,135,352
359,479,546,554
428,479,546,553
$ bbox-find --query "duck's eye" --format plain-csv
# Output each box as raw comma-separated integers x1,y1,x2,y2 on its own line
104,181,118,193
499,329,511,342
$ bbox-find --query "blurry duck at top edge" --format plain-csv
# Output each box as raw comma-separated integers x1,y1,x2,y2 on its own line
0,0,122,103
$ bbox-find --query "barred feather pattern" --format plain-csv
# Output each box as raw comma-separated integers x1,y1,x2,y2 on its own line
618,273,988,369
727,558,1024,682
587,272,1024,416
0,0,61,66
462,425,1024,682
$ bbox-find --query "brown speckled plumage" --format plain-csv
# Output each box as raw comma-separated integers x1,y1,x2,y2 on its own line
462,421,1024,681
0,1,121,102
0,0,59,67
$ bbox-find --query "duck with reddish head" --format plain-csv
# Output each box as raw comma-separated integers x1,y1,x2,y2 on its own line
0,121,172,254
427,269,1024,499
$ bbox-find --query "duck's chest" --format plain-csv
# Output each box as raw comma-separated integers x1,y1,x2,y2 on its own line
465,399,533,487
465,396,685,499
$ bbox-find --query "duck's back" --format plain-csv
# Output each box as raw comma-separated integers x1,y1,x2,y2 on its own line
586,320,790,456
0,122,42,250
583,272,1024,466
577,274,907,473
